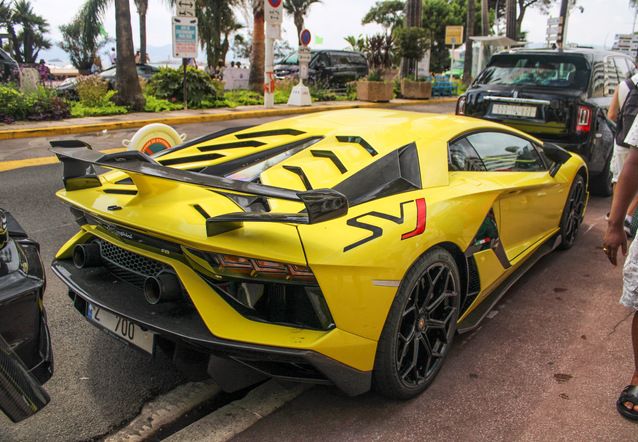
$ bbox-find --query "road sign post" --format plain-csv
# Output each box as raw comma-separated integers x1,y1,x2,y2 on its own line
264,0,282,109
288,29,312,107
445,25,463,82
172,16,198,110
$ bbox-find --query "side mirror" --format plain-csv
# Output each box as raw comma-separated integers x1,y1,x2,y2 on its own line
0,333,50,422
542,142,572,177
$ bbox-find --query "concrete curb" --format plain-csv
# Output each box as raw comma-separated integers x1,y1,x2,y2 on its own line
0,98,457,140
165,380,310,442
105,380,221,442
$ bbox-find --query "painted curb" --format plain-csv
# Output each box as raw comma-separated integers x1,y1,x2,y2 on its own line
0,98,457,140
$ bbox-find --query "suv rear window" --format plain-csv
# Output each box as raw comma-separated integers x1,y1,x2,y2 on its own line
475,54,590,91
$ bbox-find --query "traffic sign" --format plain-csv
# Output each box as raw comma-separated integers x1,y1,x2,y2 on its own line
445,26,463,45
172,17,198,59
300,29,311,46
176,0,196,17
298,46,311,63
265,0,282,24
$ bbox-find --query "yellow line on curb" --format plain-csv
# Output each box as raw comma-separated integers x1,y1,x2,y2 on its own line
0,148,126,172
0,99,456,141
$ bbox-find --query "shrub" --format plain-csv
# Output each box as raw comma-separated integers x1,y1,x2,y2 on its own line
75,75,109,107
147,67,224,108
0,85,70,123
143,94,183,112
71,90,126,117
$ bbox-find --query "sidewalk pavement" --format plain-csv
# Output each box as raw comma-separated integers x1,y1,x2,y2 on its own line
0,97,456,140
0,98,457,140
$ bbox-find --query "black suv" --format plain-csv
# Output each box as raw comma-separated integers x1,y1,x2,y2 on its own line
274,49,368,88
456,47,637,196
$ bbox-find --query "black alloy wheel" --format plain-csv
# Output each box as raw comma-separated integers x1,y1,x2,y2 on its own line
558,174,586,250
373,248,460,399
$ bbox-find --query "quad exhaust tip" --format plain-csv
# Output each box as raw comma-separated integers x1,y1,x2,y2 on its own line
144,272,182,304
73,243,102,268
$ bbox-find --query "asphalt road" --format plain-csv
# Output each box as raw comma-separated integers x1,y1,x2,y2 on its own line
4,102,635,440
230,193,638,441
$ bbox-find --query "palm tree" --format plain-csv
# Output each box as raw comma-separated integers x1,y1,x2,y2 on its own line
4,0,51,64
133,0,148,63
248,0,264,93
197,0,242,71
282,0,322,45
84,0,144,110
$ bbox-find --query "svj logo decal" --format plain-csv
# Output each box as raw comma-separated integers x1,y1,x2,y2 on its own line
344,198,426,252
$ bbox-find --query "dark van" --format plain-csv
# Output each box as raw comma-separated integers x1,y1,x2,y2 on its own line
456,47,638,196
274,49,368,89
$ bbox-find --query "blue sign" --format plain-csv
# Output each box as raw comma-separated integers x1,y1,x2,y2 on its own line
300,29,311,46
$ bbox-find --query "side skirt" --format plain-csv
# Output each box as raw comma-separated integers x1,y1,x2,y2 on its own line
457,233,561,334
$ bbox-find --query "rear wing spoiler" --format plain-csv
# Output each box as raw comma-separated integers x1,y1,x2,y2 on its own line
50,142,348,235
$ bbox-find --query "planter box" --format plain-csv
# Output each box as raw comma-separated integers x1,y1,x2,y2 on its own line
356,81,393,102
401,79,432,99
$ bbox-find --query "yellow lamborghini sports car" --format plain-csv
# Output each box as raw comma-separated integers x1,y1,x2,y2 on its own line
50,109,587,399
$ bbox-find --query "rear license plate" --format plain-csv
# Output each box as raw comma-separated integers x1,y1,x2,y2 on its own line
86,303,154,354
492,103,537,118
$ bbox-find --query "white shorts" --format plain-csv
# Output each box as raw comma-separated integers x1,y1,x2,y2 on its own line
621,238,638,310
612,143,631,183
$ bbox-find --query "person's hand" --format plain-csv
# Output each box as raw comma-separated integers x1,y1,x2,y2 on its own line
603,224,628,266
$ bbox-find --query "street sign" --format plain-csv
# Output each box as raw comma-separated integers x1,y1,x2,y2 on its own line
445,26,464,45
265,0,283,24
298,46,311,63
300,29,311,46
176,0,196,17
172,17,198,59
547,17,560,26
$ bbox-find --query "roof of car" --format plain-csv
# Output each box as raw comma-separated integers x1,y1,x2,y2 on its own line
494,46,633,61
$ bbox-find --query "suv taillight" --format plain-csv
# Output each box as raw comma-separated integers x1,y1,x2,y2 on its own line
456,96,466,115
576,105,592,132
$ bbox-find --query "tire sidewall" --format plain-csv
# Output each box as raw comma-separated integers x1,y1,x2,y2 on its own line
373,247,461,399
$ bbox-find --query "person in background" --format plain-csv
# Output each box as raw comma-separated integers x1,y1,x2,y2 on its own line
108,47,116,66
603,112,638,422
36,59,50,85
187,58,197,68
135,50,149,64
608,74,638,238
90,56,102,74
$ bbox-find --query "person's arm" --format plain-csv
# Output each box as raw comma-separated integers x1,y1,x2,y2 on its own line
604,146,638,265
608,87,620,122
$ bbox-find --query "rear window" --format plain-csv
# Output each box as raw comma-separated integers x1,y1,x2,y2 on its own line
475,54,590,91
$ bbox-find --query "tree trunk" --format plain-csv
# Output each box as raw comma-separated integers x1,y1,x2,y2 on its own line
481,0,489,36
249,0,264,94
134,0,148,63
405,0,422,27
113,0,145,111
139,12,147,63
505,0,516,41
463,0,475,86
294,15,303,46
401,0,422,79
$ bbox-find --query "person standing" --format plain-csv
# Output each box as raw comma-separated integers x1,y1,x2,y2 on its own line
108,47,116,66
603,111,638,422
608,74,638,237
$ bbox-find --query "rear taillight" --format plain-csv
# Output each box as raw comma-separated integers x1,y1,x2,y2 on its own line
576,105,592,132
456,96,466,115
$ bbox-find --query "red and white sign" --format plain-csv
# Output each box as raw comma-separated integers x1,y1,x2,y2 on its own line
300,29,311,46
265,0,282,24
